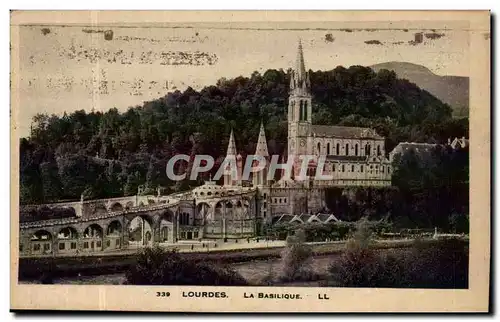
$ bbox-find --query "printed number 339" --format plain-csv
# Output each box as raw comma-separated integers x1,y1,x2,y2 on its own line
156,291,170,297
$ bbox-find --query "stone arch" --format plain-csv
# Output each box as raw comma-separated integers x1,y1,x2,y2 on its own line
106,220,122,236
93,203,108,215
127,215,154,247
105,220,123,249
159,209,174,223
109,202,124,212
30,230,53,255
214,201,224,221
157,210,174,243
82,224,104,252
57,227,78,253
125,201,134,210
57,227,78,239
196,202,211,217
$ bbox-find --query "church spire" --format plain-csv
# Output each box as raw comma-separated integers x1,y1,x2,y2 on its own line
290,39,310,93
226,128,237,156
254,121,269,157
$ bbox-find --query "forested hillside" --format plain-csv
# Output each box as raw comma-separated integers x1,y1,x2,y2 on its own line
20,66,469,204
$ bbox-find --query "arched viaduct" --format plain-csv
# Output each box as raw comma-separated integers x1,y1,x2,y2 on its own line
19,189,259,258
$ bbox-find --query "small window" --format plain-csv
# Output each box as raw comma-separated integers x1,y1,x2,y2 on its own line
181,231,186,239
106,240,111,247
263,202,267,208
263,211,267,218
116,239,121,247
43,243,50,251
84,242,89,249
388,167,391,174
263,193,267,198
33,243,41,251
351,165,355,172
342,165,345,172
332,164,336,172
381,166,385,173
19,244,23,252
71,242,77,249
194,231,199,239
279,198,282,203
59,243,65,250
360,165,364,172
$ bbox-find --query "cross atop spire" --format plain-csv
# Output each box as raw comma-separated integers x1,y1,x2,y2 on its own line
226,128,237,156
290,39,310,94
254,121,269,157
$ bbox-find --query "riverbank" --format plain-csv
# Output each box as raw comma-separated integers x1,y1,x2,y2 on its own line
18,238,438,282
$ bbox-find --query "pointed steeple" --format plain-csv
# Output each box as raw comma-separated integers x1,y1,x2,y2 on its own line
290,39,310,93
226,128,237,156
255,121,269,157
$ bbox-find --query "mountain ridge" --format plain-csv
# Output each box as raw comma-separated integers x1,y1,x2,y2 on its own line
370,61,469,117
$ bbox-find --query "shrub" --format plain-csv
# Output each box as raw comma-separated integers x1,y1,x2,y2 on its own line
277,229,314,282
125,246,248,285
328,236,469,288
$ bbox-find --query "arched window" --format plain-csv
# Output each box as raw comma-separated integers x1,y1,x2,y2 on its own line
299,101,303,120
360,165,364,172
355,144,359,156
332,164,336,172
365,144,371,156
377,145,381,156
304,102,308,120
342,165,345,172
351,165,355,172
336,143,340,155
317,142,321,154
327,143,331,155
345,143,349,156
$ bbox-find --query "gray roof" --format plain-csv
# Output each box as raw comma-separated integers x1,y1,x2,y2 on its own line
312,125,383,139
326,155,368,162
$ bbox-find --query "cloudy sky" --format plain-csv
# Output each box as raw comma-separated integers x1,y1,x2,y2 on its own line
14,20,475,137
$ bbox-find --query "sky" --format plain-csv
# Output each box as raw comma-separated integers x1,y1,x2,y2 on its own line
14,21,474,137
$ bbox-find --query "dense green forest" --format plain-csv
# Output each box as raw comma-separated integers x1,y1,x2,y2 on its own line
20,65,469,209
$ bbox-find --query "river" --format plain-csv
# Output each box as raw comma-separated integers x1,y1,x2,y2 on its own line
21,254,341,286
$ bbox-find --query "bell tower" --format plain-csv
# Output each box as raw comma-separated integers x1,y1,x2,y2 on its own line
288,39,312,176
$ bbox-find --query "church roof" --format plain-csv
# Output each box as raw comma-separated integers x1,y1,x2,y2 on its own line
226,129,237,156
326,155,367,162
254,122,269,157
311,125,383,139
